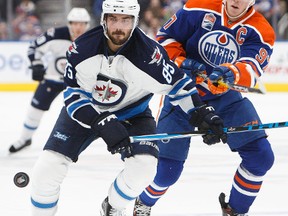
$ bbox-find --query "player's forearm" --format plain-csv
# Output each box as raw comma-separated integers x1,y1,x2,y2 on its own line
63,87,100,128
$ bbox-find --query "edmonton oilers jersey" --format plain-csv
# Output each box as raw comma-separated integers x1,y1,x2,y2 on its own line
156,0,275,100
28,26,72,82
64,26,199,128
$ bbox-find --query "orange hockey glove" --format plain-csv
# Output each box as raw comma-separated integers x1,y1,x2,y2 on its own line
208,63,240,94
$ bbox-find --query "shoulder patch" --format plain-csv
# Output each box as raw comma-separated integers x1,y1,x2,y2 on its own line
202,13,216,31
68,42,79,55
149,46,163,66
47,28,55,37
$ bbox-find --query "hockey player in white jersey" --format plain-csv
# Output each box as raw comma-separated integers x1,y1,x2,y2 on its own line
29,0,226,216
9,7,90,153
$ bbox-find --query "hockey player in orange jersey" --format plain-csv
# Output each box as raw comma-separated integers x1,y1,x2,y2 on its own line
134,0,275,215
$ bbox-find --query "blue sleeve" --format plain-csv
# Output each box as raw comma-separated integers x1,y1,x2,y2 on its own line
63,58,100,128
157,8,198,45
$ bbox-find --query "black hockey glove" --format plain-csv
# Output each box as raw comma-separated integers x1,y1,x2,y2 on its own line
30,61,46,81
189,105,227,145
91,112,131,155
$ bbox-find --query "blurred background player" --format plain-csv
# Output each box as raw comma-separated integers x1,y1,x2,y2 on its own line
9,7,90,153
134,0,275,215
29,0,226,216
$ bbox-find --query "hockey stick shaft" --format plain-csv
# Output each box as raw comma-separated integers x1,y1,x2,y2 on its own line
130,121,288,142
226,82,264,94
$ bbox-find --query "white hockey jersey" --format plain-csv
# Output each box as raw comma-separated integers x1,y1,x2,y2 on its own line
28,26,72,82
64,26,203,128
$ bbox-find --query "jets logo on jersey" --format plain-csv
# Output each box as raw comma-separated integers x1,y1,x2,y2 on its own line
68,42,78,55
92,75,127,106
55,57,67,75
149,46,162,66
95,80,118,101
202,13,216,31
199,30,240,67
47,27,55,37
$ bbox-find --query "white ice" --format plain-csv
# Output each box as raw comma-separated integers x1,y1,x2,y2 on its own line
0,91,287,216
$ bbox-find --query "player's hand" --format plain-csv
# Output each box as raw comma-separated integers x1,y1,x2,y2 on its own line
189,105,227,145
30,60,46,81
208,63,240,94
176,58,206,84
92,112,131,155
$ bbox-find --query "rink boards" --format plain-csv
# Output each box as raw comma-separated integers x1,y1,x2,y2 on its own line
0,41,288,92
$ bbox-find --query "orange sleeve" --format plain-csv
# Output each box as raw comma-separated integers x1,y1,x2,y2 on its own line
161,41,187,61
221,62,253,87
234,62,253,87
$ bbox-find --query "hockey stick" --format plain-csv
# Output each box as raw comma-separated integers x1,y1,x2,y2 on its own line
225,82,265,94
197,73,265,94
130,121,288,143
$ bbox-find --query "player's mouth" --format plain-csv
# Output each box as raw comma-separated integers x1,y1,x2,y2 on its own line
231,5,239,9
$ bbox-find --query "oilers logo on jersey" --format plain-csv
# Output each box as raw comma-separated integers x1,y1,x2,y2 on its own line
92,75,127,106
199,30,240,67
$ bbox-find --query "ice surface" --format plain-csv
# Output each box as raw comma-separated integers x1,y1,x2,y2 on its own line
0,92,287,215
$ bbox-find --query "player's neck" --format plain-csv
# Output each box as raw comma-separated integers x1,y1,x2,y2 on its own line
107,40,122,53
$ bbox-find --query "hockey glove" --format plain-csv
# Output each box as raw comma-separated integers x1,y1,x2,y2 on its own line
91,112,131,155
30,60,46,81
190,105,227,145
175,57,206,84
208,63,240,94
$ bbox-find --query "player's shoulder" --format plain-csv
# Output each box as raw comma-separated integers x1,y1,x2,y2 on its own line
124,28,171,74
77,25,103,42
184,0,222,13
34,26,70,46
73,26,104,53
129,28,167,62
67,26,105,65
245,11,275,46
134,28,160,51
46,26,70,40
133,28,165,54
54,26,69,35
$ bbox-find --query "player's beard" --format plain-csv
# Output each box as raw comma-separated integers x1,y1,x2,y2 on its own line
108,29,131,46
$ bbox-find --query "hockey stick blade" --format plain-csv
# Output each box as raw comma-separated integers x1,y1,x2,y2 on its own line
130,121,288,143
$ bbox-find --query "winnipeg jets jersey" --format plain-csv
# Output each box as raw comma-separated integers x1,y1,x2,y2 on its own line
64,26,201,128
28,26,72,82
156,0,275,100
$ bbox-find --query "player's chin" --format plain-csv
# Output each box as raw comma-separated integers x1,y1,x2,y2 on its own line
74,33,82,38
111,37,128,46
229,7,240,15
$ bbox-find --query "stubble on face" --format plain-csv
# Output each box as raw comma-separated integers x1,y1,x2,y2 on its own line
107,29,130,45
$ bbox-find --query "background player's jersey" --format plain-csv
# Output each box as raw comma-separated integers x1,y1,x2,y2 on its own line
28,26,72,82
64,26,201,128
156,0,275,100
